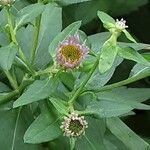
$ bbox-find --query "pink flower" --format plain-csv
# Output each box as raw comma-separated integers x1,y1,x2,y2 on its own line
56,34,89,69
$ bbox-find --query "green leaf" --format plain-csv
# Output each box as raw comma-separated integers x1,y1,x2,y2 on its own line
123,29,137,43
118,47,150,66
97,11,115,25
130,64,150,78
34,3,62,69
13,77,59,108
15,3,45,30
49,97,68,115
0,43,17,71
98,87,150,103
86,100,133,118
55,0,91,6
0,106,40,150
48,21,81,57
106,117,150,150
16,25,34,60
87,57,123,89
86,87,150,117
99,42,118,74
24,109,62,144
76,118,106,150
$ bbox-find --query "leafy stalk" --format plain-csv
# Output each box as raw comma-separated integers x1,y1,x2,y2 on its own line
4,70,18,90
5,6,35,75
68,52,101,108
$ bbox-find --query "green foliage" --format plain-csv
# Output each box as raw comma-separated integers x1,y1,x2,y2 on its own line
24,106,62,143
13,77,59,108
0,43,17,70
0,0,150,149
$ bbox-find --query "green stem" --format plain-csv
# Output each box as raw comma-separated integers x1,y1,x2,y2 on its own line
0,77,34,105
68,53,101,107
5,6,17,44
4,70,18,90
5,7,35,75
85,68,150,93
0,90,19,105
31,15,41,64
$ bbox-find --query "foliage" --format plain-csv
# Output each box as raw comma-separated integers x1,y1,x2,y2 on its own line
0,0,150,150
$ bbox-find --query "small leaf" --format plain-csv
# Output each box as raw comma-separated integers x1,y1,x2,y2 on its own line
118,47,150,66
106,117,150,150
48,21,81,57
97,11,115,25
15,3,45,30
49,97,68,115
24,110,62,144
123,29,137,43
0,43,17,71
99,42,118,74
13,77,59,108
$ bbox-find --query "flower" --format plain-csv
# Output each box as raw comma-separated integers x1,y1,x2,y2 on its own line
60,112,88,137
0,0,15,6
115,18,128,30
56,34,89,69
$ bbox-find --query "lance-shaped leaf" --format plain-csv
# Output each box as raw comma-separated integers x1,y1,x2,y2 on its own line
24,109,62,144
86,87,150,117
49,21,81,57
99,42,118,74
49,97,68,115
118,47,150,66
123,29,137,43
15,3,45,30
97,11,115,25
106,117,150,150
0,43,17,71
13,77,59,108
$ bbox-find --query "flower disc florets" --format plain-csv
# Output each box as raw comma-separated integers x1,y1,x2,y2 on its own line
60,112,88,137
0,0,15,6
56,34,89,69
115,18,128,31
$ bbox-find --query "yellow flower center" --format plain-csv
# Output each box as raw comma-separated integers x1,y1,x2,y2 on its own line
60,45,81,62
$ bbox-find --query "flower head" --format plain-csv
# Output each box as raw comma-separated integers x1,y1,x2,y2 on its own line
115,18,128,30
56,34,89,69
0,0,15,6
60,112,88,137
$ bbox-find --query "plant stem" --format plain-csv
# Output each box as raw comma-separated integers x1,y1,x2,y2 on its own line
68,53,101,107
5,6,35,75
0,90,19,105
4,70,18,90
85,68,150,93
31,15,41,64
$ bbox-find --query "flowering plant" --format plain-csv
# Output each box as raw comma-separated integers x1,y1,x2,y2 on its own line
0,0,150,150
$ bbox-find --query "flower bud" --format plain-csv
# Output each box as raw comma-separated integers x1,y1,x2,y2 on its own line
60,112,88,137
